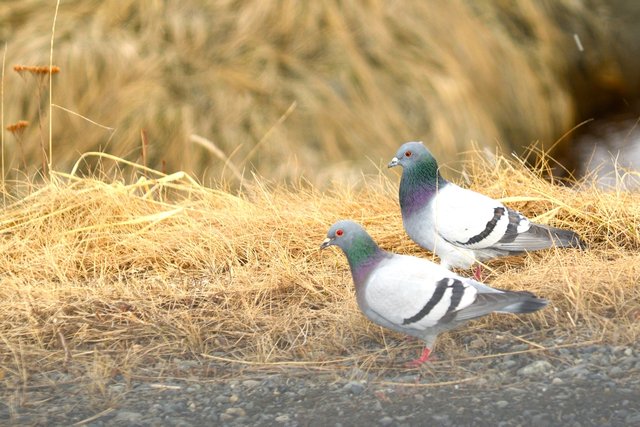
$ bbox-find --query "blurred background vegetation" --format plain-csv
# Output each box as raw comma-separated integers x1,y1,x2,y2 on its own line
2,0,640,185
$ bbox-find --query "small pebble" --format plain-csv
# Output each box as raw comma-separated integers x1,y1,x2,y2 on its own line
242,380,261,388
510,344,529,352
113,411,143,423
559,365,590,379
380,416,394,426
609,366,624,378
224,407,246,417
518,360,553,377
531,413,551,427
219,413,233,422
432,414,450,425
343,381,365,395
626,413,640,424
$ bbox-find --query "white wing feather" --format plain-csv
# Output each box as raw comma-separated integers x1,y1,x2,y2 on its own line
362,254,477,329
433,184,509,248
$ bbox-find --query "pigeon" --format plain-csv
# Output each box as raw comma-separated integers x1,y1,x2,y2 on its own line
388,141,585,276
320,220,548,366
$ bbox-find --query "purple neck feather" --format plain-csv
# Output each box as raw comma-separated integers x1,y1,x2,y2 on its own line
349,250,389,288
399,160,447,217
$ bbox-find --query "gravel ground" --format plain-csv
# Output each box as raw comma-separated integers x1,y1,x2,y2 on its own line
2,336,639,427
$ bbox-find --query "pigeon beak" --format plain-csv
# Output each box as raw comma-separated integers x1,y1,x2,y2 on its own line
388,157,399,168
320,237,333,250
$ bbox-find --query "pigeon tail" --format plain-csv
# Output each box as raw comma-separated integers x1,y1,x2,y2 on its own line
537,224,587,250
499,291,549,314
454,290,547,321
491,222,586,254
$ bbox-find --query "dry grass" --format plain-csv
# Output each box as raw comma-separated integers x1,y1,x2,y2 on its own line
2,0,635,183
0,149,638,385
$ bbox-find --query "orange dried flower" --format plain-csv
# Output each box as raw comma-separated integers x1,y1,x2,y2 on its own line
13,65,61,75
6,120,29,133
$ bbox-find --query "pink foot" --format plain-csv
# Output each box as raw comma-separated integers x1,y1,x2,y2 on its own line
473,265,483,281
405,347,431,368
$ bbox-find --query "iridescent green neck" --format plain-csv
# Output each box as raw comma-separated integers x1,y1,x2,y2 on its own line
344,233,386,285
399,156,446,216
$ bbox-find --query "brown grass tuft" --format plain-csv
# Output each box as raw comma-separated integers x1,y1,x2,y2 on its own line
0,149,638,382
3,1,638,182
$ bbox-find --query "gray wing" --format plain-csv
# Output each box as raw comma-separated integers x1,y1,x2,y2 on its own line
489,208,585,252
444,281,548,324
362,255,478,331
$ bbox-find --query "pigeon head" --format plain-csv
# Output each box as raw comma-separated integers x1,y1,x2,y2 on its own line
388,141,437,171
321,220,370,252
321,220,386,283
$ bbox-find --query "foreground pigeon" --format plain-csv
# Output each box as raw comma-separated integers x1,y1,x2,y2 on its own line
388,141,585,275
320,220,548,366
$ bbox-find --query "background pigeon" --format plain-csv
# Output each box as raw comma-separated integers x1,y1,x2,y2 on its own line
388,141,585,276
321,220,548,366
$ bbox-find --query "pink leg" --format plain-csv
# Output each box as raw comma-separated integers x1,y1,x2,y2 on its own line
405,347,431,367
473,265,482,281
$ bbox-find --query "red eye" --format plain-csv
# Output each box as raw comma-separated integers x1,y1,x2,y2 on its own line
336,229,344,237
405,150,412,157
